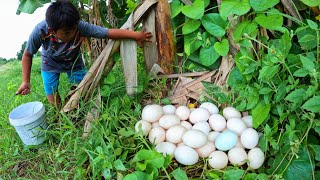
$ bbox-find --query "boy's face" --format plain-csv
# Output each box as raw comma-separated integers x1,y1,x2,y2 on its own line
50,26,77,42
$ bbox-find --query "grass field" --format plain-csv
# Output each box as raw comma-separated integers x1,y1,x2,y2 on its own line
0,57,155,179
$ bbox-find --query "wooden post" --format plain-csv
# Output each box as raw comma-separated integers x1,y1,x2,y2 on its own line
143,8,158,73
121,14,138,96
155,0,175,74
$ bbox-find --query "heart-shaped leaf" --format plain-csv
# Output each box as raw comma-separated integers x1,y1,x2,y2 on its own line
250,0,280,11
254,9,286,32
172,168,188,180
201,13,227,37
200,46,220,66
184,31,202,56
220,0,251,20
182,20,201,34
170,0,183,18
300,0,320,7
233,21,258,42
181,0,204,19
214,39,229,56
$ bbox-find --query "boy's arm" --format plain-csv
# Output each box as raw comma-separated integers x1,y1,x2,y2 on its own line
16,50,33,95
107,29,152,45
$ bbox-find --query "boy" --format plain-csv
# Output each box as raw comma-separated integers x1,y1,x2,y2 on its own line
16,0,152,108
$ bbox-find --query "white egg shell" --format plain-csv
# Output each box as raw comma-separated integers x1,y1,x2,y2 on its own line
148,126,166,145
208,151,228,169
208,131,220,142
166,125,187,144
199,102,219,114
180,121,192,130
228,147,248,165
159,114,180,129
223,107,242,119
241,128,259,149
163,105,176,114
242,115,253,128
189,108,210,124
248,148,265,169
209,114,227,131
152,121,160,128
227,118,247,135
192,121,211,135
175,106,190,121
182,129,208,148
142,104,164,122
196,141,216,158
174,145,199,165
135,120,152,136
155,142,176,156
215,130,238,151
189,108,195,112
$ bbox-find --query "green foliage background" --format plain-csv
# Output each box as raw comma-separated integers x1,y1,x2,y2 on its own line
1,0,320,179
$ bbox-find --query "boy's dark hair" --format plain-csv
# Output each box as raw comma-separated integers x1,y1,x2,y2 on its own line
46,0,80,31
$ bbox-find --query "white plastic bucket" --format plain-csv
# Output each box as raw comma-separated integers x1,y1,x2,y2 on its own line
9,101,48,145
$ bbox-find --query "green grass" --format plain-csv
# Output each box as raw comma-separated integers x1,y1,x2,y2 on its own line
0,57,158,179
0,58,76,178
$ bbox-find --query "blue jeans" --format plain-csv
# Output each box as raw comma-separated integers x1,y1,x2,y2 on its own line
41,69,86,95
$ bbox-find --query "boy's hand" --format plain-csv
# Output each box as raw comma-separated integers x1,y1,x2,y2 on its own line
136,31,152,47
16,82,31,95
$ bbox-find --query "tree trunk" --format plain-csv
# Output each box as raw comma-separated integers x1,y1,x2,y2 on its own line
155,0,175,74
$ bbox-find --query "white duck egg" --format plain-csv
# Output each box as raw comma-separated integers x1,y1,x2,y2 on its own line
241,128,259,149
159,114,180,129
162,105,176,114
174,145,199,165
222,107,242,119
248,148,265,169
189,108,210,124
242,115,253,128
227,118,247,135
192,121,211,135
135,120,152,136
209,114,227,132
200,102,219,114
215,130,238,151
142,104,164,122
166,125,187,144
228,147,248,165
208,131,220,142
148,126,166,145
155,142,176,156
182,129,207,148
180,121,192,130
196,141,216,158
208,151,228,169
175,106,190,121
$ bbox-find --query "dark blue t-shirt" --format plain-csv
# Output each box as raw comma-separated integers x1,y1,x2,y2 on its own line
26,20,108,72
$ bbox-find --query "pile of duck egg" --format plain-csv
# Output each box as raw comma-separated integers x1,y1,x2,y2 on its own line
135,102,264,170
